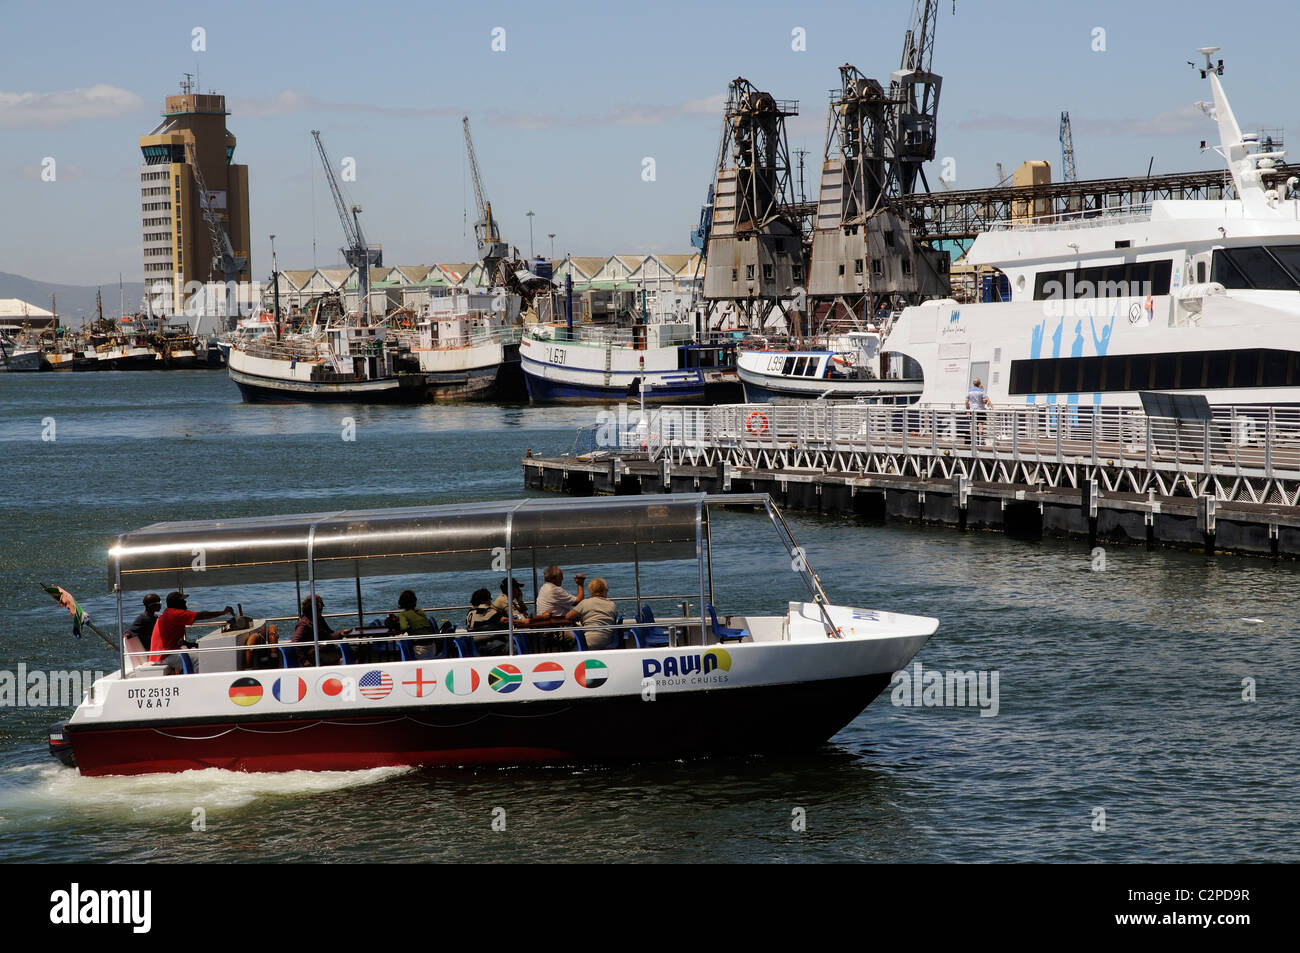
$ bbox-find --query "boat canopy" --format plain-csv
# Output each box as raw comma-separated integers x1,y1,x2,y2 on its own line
109,494,769,591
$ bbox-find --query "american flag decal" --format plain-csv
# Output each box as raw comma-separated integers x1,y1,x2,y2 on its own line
358,669,393,700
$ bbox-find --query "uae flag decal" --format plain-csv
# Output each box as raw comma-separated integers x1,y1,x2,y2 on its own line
228,677,263,707
574,659,608,689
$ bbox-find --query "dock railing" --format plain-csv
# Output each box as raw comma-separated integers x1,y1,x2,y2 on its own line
636,403,1300,505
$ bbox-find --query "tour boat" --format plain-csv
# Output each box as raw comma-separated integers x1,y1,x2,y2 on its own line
880,49,1300,409
737,331,923,403
48,494,937,775
391,293,526,401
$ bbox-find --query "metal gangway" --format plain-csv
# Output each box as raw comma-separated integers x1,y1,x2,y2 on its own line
639,403,1300,506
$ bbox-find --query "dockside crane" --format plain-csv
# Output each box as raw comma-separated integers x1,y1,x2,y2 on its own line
462,117,510,283
1060,111,1078,183
889,0,946,197
185,140,247,317
312,130,382,323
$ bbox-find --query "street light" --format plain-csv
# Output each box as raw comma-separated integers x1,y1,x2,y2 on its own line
548,233,555,259
526,210,535,258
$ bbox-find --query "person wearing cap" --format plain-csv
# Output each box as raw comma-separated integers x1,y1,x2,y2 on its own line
149,591,233,669
493,577,529,622
126,594,161,659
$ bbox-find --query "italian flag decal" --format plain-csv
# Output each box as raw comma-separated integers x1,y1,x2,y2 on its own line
445,666,480,696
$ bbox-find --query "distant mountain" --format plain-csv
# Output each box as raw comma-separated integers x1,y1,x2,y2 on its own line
0,271,146,321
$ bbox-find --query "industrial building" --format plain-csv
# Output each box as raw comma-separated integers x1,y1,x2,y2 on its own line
138,78,251,314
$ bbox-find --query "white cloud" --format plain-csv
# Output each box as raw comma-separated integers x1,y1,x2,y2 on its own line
0,85,144,127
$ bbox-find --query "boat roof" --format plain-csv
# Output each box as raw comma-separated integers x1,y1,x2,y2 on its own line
109,493,770,591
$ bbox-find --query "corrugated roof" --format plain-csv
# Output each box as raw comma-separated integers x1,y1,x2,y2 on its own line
0,298,55,317
280,270,316,288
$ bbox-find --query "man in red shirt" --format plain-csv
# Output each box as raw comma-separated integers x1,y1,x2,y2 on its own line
150,591,233,670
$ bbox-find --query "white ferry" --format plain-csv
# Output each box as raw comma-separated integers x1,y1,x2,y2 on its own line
48,494,936,775
883,49,1300,409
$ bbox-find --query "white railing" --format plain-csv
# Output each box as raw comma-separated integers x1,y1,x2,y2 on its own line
986,203,1154,233
637,402,1300,483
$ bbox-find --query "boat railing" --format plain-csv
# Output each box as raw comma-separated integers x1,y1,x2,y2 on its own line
986,202,1155,232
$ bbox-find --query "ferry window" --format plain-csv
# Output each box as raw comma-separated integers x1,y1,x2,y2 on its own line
1154,354,1177,389
783,357,796,374
1080,354,1101,392
1232,350,1260,387
1128,355,1151,390
1267,245,1300,285
1262,350,1289,387
1034,270,1063,300
1178,352,1205,389
1196,261,1207,284
1213,246,1300,290
806,359,822,377
1205,351,1230,389
1210,250,1247,288
793,357,809,376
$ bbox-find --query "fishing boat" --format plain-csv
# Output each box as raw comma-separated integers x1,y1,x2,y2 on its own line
0,333,41,372
48,494,937,776
227,321,426,403
391,293,526,401
519,321,737,404
737,331,923,403
880,49,1300,409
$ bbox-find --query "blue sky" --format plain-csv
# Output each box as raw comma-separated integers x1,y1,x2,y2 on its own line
1,0,1295,285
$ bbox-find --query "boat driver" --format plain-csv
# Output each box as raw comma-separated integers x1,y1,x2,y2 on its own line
150,591,234,673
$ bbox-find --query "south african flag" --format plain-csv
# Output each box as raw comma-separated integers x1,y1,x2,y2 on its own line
489,664,522,694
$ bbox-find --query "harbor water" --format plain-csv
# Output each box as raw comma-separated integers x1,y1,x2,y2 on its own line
0,371,1296,863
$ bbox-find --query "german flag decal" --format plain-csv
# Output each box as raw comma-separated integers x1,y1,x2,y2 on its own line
228,677,263,707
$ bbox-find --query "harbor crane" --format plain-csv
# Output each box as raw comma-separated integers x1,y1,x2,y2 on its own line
462,116,510,282
1060,111,1078,183
312,130,382,323
185,140,247,321
889,0,947,197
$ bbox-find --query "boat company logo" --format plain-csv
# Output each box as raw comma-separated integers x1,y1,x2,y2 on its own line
940,310,965,335
228,677,263,707
889,662,1000,717
0,666,109,708
402,668,437,698
642,648,731,685
358,670,393,700
445,666,480,695
489,663,523,693
574,659,608,689
273,675,307,703
50,883,151,934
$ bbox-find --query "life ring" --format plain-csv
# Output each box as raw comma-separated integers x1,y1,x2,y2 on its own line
745,411,769,435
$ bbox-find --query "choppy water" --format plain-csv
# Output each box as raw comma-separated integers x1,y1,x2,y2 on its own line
0,371,1296,862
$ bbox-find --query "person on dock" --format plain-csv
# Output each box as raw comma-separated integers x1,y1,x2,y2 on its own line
967,377,993,445
150,591,233,672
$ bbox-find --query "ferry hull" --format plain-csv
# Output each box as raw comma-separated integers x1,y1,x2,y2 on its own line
523,372,705,405
64,673,890,776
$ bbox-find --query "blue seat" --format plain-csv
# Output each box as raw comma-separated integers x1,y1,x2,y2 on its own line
338,640,357,665
278,645,297,668
179,652,195,674
706,603,749,643
455,635,479,658
631,605,670,648
511,630,534,655
397,638,413,662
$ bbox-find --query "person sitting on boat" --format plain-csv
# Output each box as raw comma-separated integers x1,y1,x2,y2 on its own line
292,595,342,666
535,565,585,620
150,591,233,673
394,589,438,658
560,578,619,650
465,588,508,655
493,577,529,623
126,593,161,662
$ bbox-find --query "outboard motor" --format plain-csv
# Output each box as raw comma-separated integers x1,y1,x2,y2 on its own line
48,721,76,767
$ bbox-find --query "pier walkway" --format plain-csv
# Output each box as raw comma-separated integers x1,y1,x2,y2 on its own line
523,403,1300,557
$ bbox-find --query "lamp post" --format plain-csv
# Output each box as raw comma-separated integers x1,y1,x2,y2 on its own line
548,233,555,259
526,210,535,258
